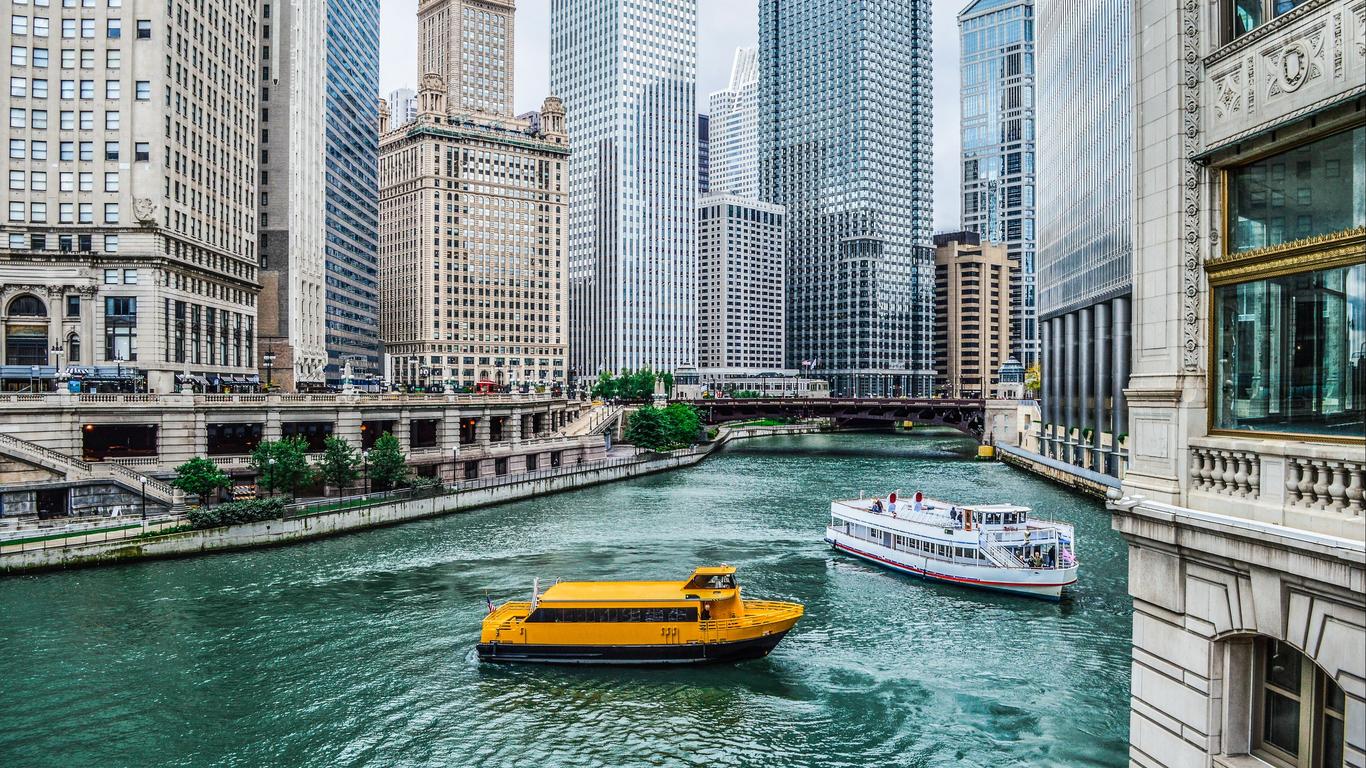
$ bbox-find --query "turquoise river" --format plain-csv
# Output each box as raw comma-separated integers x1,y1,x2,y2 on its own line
0,432,1132,767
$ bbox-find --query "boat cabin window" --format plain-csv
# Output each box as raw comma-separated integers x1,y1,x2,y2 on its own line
685,573,736,591
525,607,700,623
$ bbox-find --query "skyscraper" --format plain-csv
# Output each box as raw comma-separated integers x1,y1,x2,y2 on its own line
759,0,936,397
0,0,261,394
1036,0,1131,476
697,196,786,370
551,0,698,375
418,0,515,116
697,114,711,196
708,46,760,198
258,0,329,390
958,0,1038,366
389,87,419,127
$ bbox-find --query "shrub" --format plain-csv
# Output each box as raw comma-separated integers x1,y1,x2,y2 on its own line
185,498,285,530
171,457,230,507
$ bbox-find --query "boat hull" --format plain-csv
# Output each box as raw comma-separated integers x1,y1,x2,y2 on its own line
477,630,790,665
828,536,1076,601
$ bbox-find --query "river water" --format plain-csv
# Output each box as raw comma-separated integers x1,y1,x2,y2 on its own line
0,432,1131,768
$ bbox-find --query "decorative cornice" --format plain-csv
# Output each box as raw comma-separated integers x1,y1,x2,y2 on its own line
1206,226,1366,270
1206,228,1366,285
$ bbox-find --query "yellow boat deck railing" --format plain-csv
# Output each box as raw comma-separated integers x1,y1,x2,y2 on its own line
486,601,532,625
700,600,804,631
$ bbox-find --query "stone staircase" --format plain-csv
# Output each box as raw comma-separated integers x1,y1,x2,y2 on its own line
0,432,181,507
561,404,624,437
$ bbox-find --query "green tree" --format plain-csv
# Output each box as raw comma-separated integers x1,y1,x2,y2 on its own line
318,436,360,497
625,406,670,450
171,457,231,508
367,432,409,491
1025,363,1042,396
661,371,674,396
592,371,618,399
630,367,656,399
661,402,701,446
251,436,315,500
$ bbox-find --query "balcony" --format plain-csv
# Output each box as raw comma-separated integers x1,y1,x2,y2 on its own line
1186,435,1363,541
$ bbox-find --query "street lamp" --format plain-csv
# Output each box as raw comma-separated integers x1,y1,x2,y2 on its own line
50,342,64,392
138,475,148,521
362,450,370,495
262,351,276,391
407,356,419,391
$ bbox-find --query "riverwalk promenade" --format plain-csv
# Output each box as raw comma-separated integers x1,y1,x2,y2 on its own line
0,423,824,574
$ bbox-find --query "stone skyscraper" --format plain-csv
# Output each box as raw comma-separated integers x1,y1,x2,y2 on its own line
958,0,1038,366
0,0,262,393
708,46,760,198
759,0,935,397
551,0,698,375
259,0,381,389
418,0,515,116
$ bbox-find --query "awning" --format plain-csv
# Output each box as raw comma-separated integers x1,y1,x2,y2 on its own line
0,365,58,379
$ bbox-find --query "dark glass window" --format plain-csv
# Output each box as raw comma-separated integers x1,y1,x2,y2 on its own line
1228,127,1364,253
524,606,699,623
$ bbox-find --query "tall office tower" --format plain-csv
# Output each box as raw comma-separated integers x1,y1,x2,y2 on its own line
322,0,382,383
759,0,936,397
697,114,711,195
697,196,786,370
258,0,328,391
708,46,760,198
378,79,568,390
418,0,515,116
932,231,1011,399
958,0,1037,366
389,87,419,127
0,1,261,394
1114,3,1364,766
1035,0,1131,476
551,0,699,375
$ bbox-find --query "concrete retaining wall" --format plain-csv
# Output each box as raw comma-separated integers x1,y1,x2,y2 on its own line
995,442,1119,500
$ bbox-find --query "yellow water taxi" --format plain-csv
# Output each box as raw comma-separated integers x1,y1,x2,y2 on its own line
478,566,803,665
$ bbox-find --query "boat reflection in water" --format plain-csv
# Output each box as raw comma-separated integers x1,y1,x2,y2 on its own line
478,566,804,665
826,492,1080,600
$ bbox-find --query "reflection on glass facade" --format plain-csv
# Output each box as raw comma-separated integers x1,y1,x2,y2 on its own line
324,0,381,381
1036,0,1132,318
709,46,761,198
551,0,698,375
1214,263,1365,437
959,0,1037,365
759,0,935,397
1228,126,1366,253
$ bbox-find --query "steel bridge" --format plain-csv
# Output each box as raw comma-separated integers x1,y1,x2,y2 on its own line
683,398,988,440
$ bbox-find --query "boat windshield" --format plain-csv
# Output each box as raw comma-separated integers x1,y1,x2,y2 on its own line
686,573,736,590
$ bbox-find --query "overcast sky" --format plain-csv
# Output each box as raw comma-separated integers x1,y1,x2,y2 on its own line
378,0,962,230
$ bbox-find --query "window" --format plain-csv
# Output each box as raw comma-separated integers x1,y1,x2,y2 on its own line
103,203,117,223
10,46,27,66
104,79,117,99
9,108,26,129
31,109,45,128
134,19,150,39
1255,639,1346,768
134,80,148,99
10,77,26,97
1228,0,1314,41
134,141,148,161
105,48,118,68
66,295,80,318
1228,127,1365,253
1212,263,1365,438
12,16,28,35
103,171,117,191
105,18,119,37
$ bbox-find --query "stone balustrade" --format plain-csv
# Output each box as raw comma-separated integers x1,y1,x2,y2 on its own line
1187,435,1364,540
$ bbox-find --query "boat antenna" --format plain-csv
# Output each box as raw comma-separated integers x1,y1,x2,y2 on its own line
532,577,540,610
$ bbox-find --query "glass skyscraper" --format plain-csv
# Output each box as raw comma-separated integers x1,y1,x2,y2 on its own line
551,0,698,376
1035,0,1132,475
759,0,936,397
709,46,760,198
959,0,1038,366
324,0,382,381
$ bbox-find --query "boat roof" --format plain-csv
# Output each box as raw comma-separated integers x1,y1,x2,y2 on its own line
835,498,1031,513
540,580,735,603
689,565,735,576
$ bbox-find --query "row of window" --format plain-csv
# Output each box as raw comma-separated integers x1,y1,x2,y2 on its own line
8,138,149,160
524,607,700,624
9,15,145,38
5,231,117,252
7,200,119,223
9,76,151,99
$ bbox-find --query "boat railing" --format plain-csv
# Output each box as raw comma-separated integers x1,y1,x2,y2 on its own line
701,600,802,631
978,530,1073,570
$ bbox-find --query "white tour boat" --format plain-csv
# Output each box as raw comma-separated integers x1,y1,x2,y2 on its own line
825,492,1079,600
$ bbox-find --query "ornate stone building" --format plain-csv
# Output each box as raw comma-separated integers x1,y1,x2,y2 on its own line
1,0,262,393
1115,1,1365,766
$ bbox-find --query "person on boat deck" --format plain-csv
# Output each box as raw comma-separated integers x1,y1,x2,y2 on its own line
1030,551,1044,568
872,498,885,514
701,604,711,621
949,507,960,525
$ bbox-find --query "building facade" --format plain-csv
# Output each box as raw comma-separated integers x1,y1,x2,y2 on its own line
1,0,261,394
932,231,1011,399
378,79,568,390
958,0,1038,366
1114,2,1365,767
389,87,419,127
551,0,698,376
418,0,515,117
257,0,328,391
321,0,381,384
708,46,760,198
697,113,710,196
697,196,785,370
759,0,936,397
1036,0,1133,477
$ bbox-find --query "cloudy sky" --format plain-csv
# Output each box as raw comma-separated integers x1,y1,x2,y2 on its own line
379,0,962,229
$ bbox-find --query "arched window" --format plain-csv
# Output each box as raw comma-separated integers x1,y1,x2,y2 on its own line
6,294,47,317
1255,638,1346,767
66,334,80,364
